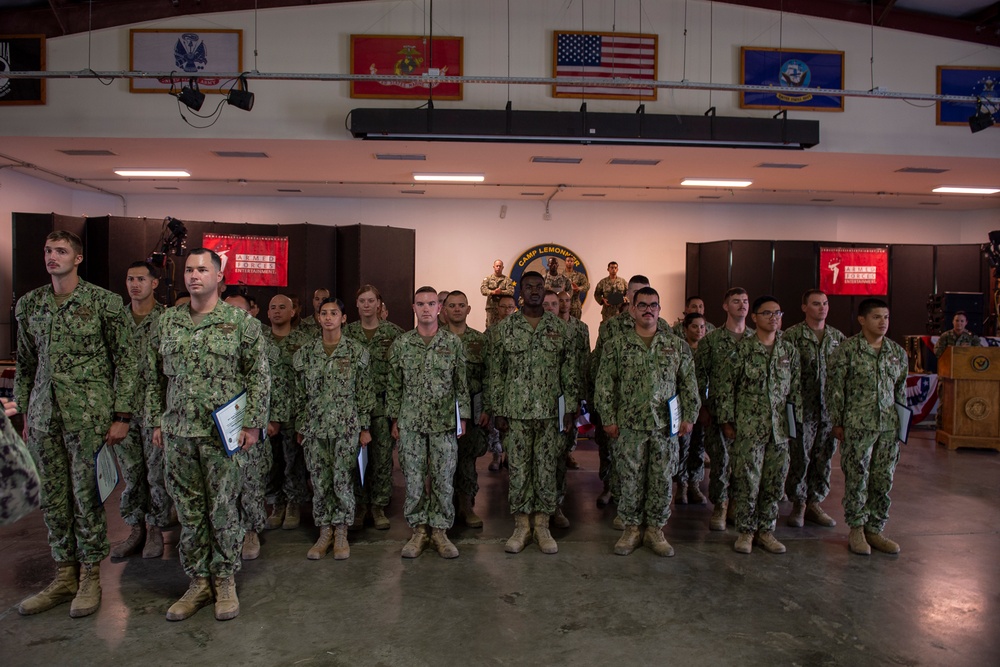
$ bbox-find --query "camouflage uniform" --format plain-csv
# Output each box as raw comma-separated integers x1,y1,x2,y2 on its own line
454,328,488,499
933,329,982,358
557,317,590,505
387,329,469,529
294,337,374,526
695,326,756,506
117,302,172,529
826,335,908,532
148,301,270,579
594,329,700,527
487,312,578,516
593,276,627,322
718,335,801,534
0,410,40,525
343,319,404,510
295,317,322,340
563,270,590,319
671,319,716,338
480,273,515,329
265,328,311,509
239,338,284,533
544,273,573,298
676,338,708,486
782,322,846,505
15,279,138,564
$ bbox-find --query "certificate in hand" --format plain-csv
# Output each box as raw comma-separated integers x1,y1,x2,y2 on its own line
94,444,120,505
667,394,682,436
212,391,248,457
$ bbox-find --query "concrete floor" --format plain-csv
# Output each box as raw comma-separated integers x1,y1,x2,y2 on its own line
0,430,998,666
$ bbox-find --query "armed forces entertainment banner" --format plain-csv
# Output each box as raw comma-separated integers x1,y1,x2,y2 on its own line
202,234,289,287
818,246,889,296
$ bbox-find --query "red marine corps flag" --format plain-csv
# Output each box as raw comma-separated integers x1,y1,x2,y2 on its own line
202,234,289,287
819,246,888,296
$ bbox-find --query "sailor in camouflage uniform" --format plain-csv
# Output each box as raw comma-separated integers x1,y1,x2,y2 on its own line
671,296,717,338
294,297,374,561
387,287,470,559
675,312,709,505
343,284,404,531
827,298,908,556
593,261,627,323
149,248,270,622
562,256,590,319
719,296,801,555
112,261,171,561
15,230,138,619
295,287,329,339
487,272,578,555
0,398,40,526
544,257,573,298
595,287,700,557
480,259,515,329
782,289,845,529
933,311,981,358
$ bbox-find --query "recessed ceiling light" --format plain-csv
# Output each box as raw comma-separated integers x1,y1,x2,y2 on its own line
932,186,1000,194
213,151,269,158
682,178,752,187
413,173,485,182
531,156,583,164
376,153,426,161
609,158,661,166
115,169,191,177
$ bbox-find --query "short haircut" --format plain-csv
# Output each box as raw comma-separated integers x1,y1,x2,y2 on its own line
544,289,558,298
498,295,516,304
628,275,650,288
685,295,703,306
633,286,659,301
413,285,438,302
225,293,250,309
522,271,543,283
607,261,618,268
724,287,748,300
683,312,706,327
319,296,346,312
445,290,468,303
314,287,330,296
357,284,382,302
954,310,967,318
188,247,222,271
46,230,83,255
801,288,826,304
128,260,159,279
858,298,889,317
752,295,780,313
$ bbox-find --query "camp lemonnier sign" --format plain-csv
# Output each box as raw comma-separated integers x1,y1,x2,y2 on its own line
818,246,889,296
510,243,588,305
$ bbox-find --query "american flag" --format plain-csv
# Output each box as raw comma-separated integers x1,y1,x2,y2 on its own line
554,31,657,99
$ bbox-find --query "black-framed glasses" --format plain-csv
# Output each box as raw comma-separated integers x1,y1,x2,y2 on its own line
755,310,783,318
634,302,660,312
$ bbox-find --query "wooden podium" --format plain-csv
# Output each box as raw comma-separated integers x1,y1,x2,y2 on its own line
936,347,1000,451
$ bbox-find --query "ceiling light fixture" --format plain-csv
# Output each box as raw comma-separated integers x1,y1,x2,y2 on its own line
412,173,485,183
681,178,753,188
932,186,1000,195
174,78,205,111
115,169,191,177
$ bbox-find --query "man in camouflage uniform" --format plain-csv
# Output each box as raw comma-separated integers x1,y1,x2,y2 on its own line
562,256,590,319
480,259,515,329
544,257,573,297
1,398,40,526
487,271,578,555
149,248,270,622
294,297,374,561
933,311,981,358
112,261,171,561
295,287,329,338
262,294,311,531
442,291,490,528
344,284,404,530
827,298,908,556
672,295,717,338
387,287,469,559
593,261,627,323
595,287,700,557
16,230,138,619
552,290,591,526
695,287,755,532
783,289,845,529
719,295,801,555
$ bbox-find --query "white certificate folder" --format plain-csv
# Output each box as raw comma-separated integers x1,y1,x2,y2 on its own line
212,390,247,457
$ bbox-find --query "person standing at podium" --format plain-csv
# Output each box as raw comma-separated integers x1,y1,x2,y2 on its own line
933,311,981,358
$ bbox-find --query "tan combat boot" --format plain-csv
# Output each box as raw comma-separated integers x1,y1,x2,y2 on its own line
332,524,350,560
458,495,483,528
111,525,146,558
143,525,164,559
241,530,261,560
18,562,78,615
865,530,900,554
805,501,837,527
282,502,300,530
710,501,728,531
401,524,430,558
756,531,787,554
787,501,806,528
612,515,625,530
688,484,707,505
504,514,532,554
69,563,102,618
552,505,570,529
166,576,213,621
532,513,558,554
848,526,871,555
371,505,391,530
264,504,285,530
430,528,459,559
676,482,688,505
614,525,642,556
643,526,675,557
349,505,367,532
734,532,753,554
213,576,239,621
307,526,334,560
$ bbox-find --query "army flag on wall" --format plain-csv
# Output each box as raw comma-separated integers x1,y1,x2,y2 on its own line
0,34,45,105
203,234,289,287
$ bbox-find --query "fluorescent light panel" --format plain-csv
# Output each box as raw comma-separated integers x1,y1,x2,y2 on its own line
932,186,1000,194
413,173,485,183
115,169,190,177
682,178,752,188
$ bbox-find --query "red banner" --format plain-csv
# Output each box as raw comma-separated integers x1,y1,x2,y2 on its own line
202,234,288,287
819,247,888,296
350,35,463,99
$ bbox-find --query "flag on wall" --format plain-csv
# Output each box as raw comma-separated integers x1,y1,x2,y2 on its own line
553,31,657,100
819,247,889,296
202,234,288,287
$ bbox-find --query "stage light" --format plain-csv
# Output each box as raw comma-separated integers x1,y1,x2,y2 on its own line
968,103,995,133
227,76,254,112
175,78,205,111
